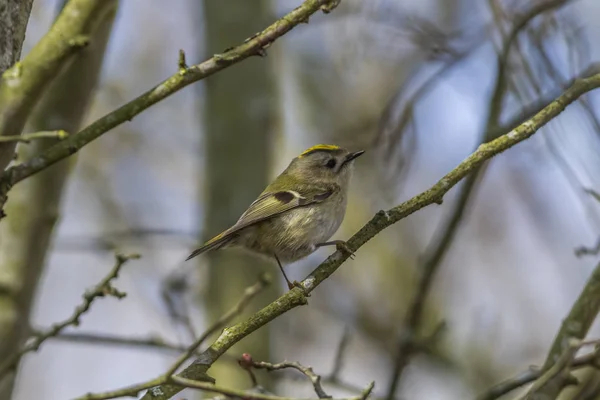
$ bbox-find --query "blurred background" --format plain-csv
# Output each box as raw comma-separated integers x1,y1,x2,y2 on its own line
4,0,600,399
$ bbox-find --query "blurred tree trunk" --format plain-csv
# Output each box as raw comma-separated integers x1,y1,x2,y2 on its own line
0,0,34,75
0,1,117,397
200,0,278,390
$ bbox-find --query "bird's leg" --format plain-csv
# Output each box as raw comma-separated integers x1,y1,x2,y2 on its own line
274,254,302,291
316,240,355,259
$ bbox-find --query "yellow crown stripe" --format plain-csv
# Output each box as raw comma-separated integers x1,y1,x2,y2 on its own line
299,144,340,157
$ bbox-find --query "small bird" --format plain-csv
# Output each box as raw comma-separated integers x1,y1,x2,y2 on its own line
186,144,364,289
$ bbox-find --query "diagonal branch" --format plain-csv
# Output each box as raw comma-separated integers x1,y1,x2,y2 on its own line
74,276,272,400
0,0,344,216
137,68,600,400
476,345,600,400
524,260,600,399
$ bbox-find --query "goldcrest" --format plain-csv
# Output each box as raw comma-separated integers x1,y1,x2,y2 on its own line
187,144,364,289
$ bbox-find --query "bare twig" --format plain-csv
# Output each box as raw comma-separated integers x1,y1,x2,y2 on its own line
242,354,331,399
0,253,139,378
164,273,271,377
327,327,351,382
477,343,600,400
575,188,600,256
517,341,579,400
75,274,271,400
47,332,190,353
517,259,600,399
0,130,68,143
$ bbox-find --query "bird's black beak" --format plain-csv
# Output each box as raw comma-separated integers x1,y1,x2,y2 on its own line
345,150,365,163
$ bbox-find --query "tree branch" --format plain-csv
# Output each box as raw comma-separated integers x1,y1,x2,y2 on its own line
477,346,600,400
523,260,600,398
0,0,343,216
134,68,600,400
0,0,116,171
0,130,68,143
0,253,139,378
240,354,332,399
75,275,271,400
0,0,34,75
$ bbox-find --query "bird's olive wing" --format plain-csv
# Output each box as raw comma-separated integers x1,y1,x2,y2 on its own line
232,187,334,231
234,189,330,228
185,187,334,261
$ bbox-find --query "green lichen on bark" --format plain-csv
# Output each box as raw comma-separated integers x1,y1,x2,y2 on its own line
0,0,116,171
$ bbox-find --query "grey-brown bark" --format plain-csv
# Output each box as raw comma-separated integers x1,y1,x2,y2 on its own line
0,1,118,397
0,0,34,75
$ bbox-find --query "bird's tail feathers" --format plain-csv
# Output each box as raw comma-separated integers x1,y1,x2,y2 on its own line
185,231,234,261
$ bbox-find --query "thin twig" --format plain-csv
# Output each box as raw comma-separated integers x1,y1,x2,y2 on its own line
46,332,190,353
0,130,68,143
75,274,271,400
0,253,139,378
477,330,600,398
327,327,351,382
244,355,331,399
517,339,600,400
164,273,271,377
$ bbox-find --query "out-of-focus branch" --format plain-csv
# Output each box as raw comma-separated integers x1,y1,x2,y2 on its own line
518,338,583,400
476,345,600,400
0,130,68,143
0,253,138,379
76,276,271,400
384,2,574,398
137,68,600,400
0,0,344,216
522,261,600,399
45,332,192,354
0,2,118,396
0,0,116,171
0,0,34,75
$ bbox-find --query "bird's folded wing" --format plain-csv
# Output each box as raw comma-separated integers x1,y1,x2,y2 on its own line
185,186,336,260
233,187,334,231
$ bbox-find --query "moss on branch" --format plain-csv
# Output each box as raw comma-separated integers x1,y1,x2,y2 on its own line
0,0,116,171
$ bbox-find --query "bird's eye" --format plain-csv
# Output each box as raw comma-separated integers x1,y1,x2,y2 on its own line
325,159,336,169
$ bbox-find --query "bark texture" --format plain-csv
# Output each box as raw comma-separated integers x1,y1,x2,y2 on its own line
0,0,34,75
0,1,118,396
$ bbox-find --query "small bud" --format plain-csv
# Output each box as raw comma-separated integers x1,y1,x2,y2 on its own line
238,353,253,369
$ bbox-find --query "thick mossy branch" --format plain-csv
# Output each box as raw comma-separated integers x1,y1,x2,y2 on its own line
0,0,116,171
139,71,600,400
